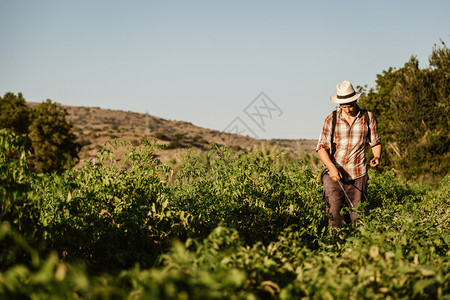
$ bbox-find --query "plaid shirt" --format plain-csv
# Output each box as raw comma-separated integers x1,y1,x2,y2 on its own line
316,107,381,181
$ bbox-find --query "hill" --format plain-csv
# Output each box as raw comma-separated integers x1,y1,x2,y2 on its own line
26,102,318,166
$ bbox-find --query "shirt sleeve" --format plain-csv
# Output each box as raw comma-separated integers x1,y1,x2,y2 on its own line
316,112,333,152
367,111,382,148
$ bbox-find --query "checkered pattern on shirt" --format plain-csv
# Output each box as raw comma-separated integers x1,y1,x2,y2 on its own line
316,107,381,181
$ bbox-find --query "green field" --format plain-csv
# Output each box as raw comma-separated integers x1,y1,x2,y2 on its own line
1,132,449,299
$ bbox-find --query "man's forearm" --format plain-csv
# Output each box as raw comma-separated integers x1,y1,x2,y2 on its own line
317,148,335,169
371,144,382,159
369,144,382,168
317,148,342,181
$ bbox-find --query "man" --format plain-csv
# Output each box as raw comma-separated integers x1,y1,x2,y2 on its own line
316,80,382,232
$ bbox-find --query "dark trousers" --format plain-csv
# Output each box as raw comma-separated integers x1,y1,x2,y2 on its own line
322,173,368,231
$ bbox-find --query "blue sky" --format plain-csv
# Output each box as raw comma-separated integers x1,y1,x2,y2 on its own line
1,0,449,139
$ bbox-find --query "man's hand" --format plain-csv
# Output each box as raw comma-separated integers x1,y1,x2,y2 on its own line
317,148,342,182
370,157,380,168
370,144,382,168
328,165,342,182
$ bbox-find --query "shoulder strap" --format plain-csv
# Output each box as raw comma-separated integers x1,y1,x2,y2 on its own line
330,110,337,157
363,110,371,144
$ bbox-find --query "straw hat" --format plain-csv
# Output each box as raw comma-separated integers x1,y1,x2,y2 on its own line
330,80,362,104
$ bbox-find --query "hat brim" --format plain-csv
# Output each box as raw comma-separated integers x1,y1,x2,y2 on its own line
330,92,362,104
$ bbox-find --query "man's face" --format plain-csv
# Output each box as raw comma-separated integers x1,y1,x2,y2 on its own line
340,101,358,115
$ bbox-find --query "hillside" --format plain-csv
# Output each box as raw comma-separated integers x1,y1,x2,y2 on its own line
26,102,318,166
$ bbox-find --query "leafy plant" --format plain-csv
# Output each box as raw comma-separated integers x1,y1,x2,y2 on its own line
0,135,448,298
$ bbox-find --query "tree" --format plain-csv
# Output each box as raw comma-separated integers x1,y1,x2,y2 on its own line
0,92,32,135
28,100,80,173
0,93,80,173
358,40,449,180
358,67,404,167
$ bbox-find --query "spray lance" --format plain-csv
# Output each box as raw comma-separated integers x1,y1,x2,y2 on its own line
337,179,368,227
337,179,354,208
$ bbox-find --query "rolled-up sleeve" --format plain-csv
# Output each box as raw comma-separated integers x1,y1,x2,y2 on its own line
316,112,333,152
368,111,382,148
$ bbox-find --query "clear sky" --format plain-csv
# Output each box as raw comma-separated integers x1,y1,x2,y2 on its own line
1,0,449,139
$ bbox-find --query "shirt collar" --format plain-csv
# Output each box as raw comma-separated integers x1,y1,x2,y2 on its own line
337,105,362,119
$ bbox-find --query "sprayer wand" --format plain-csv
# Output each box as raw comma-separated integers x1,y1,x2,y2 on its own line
338,179,354,208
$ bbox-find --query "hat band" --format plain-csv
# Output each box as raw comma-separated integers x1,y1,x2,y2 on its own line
336,91,356,99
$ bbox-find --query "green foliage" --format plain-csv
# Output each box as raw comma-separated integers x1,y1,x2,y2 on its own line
0,130,40,268
28,100,80,173
0,93,80,173
0,92,31,135
172,146,325,245
358,40,450,180
0,136,448,299
0,129,34,227
33,140,172,271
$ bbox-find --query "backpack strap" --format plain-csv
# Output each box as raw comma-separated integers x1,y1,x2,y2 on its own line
321,110,337,183
363,110,371,144
330,110,337,158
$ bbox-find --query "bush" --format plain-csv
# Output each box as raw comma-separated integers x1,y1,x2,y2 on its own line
0,93,80,173
29,100,80,172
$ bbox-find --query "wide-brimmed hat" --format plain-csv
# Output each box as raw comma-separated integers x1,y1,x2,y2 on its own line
330,80,362,104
